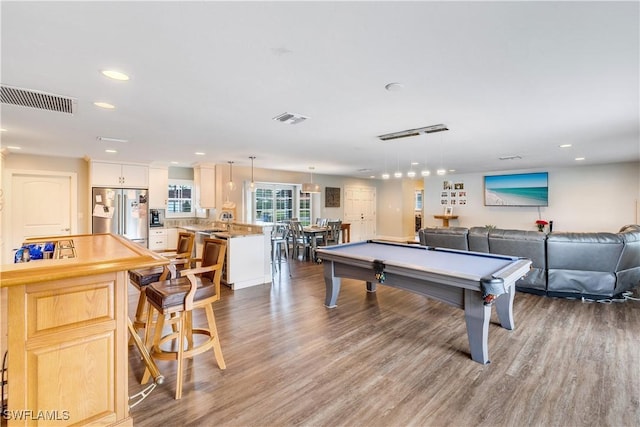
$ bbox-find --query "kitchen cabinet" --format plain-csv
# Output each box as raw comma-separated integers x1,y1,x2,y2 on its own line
217,233,268,290
148,167,168,208
194,164,216,208
91,161,149,188
148,228,167,251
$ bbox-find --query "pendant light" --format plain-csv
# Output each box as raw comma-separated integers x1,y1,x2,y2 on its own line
394,154,402,178
302,166,321,193
249,156,256,192
226,161,236,191
407,162,417,178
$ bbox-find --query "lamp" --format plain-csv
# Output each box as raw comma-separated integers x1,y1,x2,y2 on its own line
249,156,256,192
302,166,321,193
407,162,417,178
226,161,236,192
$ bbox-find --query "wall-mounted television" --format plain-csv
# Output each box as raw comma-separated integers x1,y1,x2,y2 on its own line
484,172,548,206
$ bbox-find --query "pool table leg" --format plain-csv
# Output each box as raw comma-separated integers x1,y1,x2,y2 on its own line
464,290,491,364
494,285,515,330
323,262,341,308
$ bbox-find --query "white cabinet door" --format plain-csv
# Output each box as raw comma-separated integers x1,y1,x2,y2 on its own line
148,228,167,251
194,165,216,208
91,162,123,187
122,164,148,187
148,167,168,208
91,162,149,188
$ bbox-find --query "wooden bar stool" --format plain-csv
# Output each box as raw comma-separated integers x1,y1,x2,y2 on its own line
141,238,227,399
128,232,195,334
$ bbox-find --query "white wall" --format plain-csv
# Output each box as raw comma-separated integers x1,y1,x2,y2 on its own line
422,161,640,233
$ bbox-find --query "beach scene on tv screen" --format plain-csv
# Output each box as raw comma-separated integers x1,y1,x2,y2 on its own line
484,173,548,206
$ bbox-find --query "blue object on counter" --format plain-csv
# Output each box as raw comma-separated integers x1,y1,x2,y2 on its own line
13,242,56,263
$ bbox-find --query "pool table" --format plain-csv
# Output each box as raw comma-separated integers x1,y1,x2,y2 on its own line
315,240,532,364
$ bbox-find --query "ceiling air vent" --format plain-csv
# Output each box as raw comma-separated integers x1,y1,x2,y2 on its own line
377,124,448,141
0,84,77,114
273,112,309,125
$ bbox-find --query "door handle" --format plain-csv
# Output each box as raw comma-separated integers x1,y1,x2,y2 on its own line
62,228,70,232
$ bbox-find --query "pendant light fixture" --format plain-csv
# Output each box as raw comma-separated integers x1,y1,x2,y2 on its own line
226,161,236,191
394,154,402,178
407,162,417,178
249,156,256,192
302,166,321,193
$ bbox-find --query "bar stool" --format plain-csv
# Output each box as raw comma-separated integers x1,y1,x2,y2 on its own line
141,238,227,399
271,223,290,276
128,232,195,334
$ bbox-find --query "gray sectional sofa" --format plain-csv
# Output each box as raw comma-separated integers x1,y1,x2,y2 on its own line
418,225,640,300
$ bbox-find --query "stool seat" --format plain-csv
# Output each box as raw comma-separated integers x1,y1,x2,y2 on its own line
129,266,165,289
145,276,216,310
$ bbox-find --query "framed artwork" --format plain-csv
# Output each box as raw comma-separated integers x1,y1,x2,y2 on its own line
444,206,453,216
325,187,341,207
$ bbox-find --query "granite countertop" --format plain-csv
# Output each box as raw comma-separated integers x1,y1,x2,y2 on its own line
177,224,227,233
212,231,265,238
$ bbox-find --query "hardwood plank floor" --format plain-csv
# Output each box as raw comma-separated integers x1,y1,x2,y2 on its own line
128,259,640,427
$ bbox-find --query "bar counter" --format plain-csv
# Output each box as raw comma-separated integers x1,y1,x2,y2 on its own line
1,233,167,427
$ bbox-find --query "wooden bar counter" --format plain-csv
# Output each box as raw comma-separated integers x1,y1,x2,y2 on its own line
1,233,167,427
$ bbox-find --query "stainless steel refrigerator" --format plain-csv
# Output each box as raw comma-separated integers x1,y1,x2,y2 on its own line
92,187,148,247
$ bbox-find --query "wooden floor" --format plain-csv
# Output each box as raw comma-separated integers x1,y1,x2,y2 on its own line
128,258,640,427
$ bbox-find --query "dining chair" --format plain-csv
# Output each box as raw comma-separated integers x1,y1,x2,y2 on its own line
141,238,227,400
289,221,311,260
326,220,342,246
129,231,195,334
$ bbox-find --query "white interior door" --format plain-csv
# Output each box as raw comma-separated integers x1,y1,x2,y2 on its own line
344,185,376,241
9,172,75,261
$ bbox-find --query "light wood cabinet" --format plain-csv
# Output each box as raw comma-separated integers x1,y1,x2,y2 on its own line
91,161,149,188
2,234,166,427
148,167,168,208
194,164,216,208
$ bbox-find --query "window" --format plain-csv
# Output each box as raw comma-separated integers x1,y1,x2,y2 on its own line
415,190,423,211
253,183,312,225
167,179,194,217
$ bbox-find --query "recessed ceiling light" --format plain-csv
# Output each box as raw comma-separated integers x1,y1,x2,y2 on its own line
575,157,585,161
97,136,128,143
7,145,21,150
559,144,572,148
101,70,130,81
195,152,205,156
105,149,117,153
411,162,419,166
170,161,179,165
94,101,115,109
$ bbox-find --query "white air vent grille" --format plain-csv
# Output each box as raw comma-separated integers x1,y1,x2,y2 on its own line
1,85,77,114
273,112,309,125
378,124,448,141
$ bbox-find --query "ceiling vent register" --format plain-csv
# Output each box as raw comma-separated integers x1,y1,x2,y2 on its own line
273,112,309,125
377,124,448,141
0,84,77,114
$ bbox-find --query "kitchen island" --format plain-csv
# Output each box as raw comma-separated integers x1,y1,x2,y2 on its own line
1,233,167,427
176,222,271,290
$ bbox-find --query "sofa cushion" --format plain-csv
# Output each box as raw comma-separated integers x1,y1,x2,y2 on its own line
546,232,624,297
421,227,469,250
616,227,640,293
468,227,490,253
488,229,547,291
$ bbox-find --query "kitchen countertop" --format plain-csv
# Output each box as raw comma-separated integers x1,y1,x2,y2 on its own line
177,224,227,233
211,231,265,238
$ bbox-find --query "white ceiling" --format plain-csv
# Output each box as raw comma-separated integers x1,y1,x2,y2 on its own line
1,1,639,178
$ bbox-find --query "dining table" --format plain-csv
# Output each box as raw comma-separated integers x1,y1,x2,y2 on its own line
302,225,329,261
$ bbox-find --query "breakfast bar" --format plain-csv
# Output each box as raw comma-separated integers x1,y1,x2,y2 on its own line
1,233,167,427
